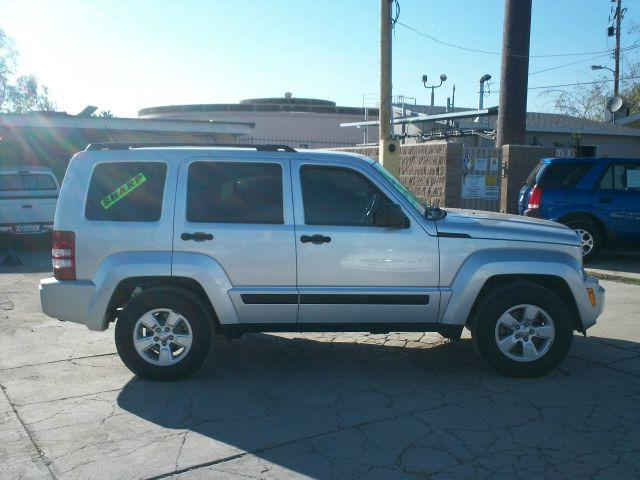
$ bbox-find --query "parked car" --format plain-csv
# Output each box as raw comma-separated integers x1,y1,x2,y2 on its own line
40,144,604,380
0,166,59,235
519,157,640,262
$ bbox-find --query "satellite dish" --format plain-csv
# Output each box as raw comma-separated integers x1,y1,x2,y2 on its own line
606,96,623,113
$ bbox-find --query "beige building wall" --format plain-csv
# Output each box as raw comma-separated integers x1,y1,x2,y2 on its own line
141,110,378,148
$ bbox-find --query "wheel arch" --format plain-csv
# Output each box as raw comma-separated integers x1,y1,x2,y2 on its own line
557,212,607,244
465,274,583,334
105,276,221,330
439,249,586,333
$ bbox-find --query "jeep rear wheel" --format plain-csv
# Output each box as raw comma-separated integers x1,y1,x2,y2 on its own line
115,288,212,381
471,283,573,377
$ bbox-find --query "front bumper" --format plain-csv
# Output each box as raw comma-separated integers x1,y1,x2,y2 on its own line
578,274,605,331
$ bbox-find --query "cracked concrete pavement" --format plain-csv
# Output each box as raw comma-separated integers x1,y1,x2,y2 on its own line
0,248,639,479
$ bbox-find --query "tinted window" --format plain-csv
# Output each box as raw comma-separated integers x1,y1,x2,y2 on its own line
0,173,57,191
301,165,394,226
538,162,593,189
599,164,640,191
187,162,283,224
85,162,167,221
524,163,543,187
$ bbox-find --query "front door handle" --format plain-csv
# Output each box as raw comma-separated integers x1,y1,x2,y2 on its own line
598,197,612,204
300,234,331,244
181,232,214,242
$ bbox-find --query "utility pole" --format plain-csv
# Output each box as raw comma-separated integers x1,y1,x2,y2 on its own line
496,0,532,147
379,0,400,176
614,0,622,97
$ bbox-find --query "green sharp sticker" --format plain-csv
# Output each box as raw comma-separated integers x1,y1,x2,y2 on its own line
100,173,147,210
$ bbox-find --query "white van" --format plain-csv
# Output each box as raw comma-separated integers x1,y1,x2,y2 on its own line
0,166,59,235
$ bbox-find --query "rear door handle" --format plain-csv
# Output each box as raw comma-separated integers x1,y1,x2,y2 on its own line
598,197,612,204
181,232,214,241
300,234,331,244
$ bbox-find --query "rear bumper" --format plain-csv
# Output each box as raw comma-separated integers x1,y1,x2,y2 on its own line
0,223,53,234
39,277,102,330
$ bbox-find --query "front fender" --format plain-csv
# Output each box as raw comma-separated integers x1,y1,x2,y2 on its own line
439,248,585,326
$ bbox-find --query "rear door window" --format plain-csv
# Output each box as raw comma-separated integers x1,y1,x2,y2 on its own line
85,162,167,221
187,161,283,224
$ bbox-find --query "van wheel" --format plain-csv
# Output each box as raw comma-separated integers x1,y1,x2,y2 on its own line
471,283,573,377
115,288,212,381
564,218,601,262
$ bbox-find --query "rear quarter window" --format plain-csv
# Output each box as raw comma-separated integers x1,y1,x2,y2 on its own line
538,162,593,189
85,162,167,221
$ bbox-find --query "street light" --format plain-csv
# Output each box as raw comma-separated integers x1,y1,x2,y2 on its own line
590,65,615,74
422,73,447,106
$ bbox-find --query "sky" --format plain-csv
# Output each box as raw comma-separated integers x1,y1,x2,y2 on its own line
0,0,639,118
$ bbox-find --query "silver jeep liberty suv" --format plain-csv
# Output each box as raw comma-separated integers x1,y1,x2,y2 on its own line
40,143,604,380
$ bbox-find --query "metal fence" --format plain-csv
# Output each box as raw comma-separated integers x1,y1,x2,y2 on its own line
236,136,356,150
460,147,503,212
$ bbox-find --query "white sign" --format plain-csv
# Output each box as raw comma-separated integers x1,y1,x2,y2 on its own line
555,148,576,158
462,175,485,198
484,186,499,199
627,169,640,189
474,158,488,171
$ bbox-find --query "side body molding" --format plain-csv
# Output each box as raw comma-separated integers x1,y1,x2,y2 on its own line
439,249,591,328
171,252,240,325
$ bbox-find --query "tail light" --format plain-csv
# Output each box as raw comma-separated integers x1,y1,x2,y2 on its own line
52,231,75,280
527,186,542,209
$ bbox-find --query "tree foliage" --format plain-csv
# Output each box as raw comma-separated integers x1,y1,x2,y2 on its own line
0,28,55,113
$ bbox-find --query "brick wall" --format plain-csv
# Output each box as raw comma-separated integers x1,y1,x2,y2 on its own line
336,142,463,207
500,144,555,213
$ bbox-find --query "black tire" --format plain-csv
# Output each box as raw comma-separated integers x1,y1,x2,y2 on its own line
564,218,601,263
471,283,573,378
115,288,212,381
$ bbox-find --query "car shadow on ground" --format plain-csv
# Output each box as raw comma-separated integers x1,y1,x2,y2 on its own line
116,333,640,478
588,249,640,275
0,238,51,274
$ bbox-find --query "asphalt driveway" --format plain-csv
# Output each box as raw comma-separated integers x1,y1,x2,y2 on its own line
0,247,639,479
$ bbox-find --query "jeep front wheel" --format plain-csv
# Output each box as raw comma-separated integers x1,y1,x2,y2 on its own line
471,283,573,377
115,288,212,381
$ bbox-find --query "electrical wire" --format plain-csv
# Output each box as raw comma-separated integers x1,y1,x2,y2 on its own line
396,20,627,58
528,53,612,75
527,76,640,90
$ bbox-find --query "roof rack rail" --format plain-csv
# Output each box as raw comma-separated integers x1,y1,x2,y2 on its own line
85,143,296,152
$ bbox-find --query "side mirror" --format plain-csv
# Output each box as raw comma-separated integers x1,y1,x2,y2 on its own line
373,204,409,228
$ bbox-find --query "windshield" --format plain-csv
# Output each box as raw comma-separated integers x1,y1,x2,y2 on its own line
372,162,426,217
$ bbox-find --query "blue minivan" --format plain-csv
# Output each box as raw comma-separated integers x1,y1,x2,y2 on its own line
519,157,640,261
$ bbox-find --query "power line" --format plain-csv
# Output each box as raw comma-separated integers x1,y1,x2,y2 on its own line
396,20,623,58
527,76,640,90
528,53,612,75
